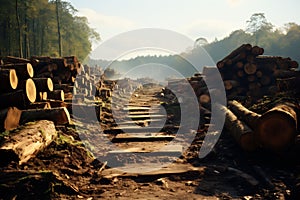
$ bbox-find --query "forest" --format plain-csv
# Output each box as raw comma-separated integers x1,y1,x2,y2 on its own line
0,0,100,61
93,13,300,80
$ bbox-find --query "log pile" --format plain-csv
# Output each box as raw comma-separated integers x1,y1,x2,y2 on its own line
216,44,299,102
222,100,299,153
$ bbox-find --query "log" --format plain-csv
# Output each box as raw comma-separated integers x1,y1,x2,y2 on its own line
47,90,64,101
223,80,239,90
0,69,18,93
50,57,67,68
217,44,252,68
257,103,298,151
32,78,53,92
227,100,261,129
0,120,57,165
216,104,258,151
251,46,264,56
0,89,35,109
17,79,37,104
20,107,70,125
3,56,31,64
0,107,22,132
0,63,34,79
244,63,257,75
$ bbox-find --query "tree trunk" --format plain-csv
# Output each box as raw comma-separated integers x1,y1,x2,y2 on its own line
257,103,298,151
0,63,34,79
56,0,63,57
20,107,70,125
4,56,30,64
15,0,23,58
0,120,57,165
32,78,53,92
0,89,35,110
17,79,37,104
227,100,261,129
47,90,64,101
216,104,258,151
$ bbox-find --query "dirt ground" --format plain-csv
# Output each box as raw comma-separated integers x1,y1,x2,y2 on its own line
1,85,300,200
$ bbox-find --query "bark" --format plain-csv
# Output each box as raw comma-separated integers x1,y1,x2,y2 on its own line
0,120,57,165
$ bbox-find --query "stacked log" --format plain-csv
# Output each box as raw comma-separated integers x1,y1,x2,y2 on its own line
216,44,299,103
227,100,298,152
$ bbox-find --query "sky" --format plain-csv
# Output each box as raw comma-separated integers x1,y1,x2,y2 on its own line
69,0,300,45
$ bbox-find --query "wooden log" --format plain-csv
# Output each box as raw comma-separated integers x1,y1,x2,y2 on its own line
223,80,239,90
0,107,22,132
273,69,300,79
20,107,70,125
0,120,57,165
216,104,258,151
0,89,35,110
277,77,300,92
3,56,31,64
227,51,247,65
0,63,34,79
47,90,64,101
227,100,261,129
50,57,67,68
0,69,18,93
32,78,53,92
17,79,37,104
251,46,264,56
257,103,298,151
244,63,257,75
217,44,252,68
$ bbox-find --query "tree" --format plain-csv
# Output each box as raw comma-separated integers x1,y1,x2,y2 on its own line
246,13,273,44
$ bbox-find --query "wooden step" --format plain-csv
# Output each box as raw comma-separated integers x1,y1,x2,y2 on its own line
111,133,175,142
107,144,182,156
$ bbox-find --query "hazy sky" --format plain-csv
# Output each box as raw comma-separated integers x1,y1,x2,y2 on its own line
69,0,300,45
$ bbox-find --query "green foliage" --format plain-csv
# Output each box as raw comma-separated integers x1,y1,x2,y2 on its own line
0,0,100,61
203,13,300,64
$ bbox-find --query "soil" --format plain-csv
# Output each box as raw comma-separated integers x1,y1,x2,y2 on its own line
0,85,300,200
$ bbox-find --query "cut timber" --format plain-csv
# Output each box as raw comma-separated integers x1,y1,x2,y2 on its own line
0,107,22,132
0,89,35,109
227,100,261,129
20,107,70,125
33,78,53,92
257,104,297,151
48,90,64,101
17,79,37,104
0,63,34,79
217,44,252,68
244,63,257,75
4,56,31,64
216,103,258,151
224,80,239,90
112,133,175,142
0,120,57,165
0,69,18,92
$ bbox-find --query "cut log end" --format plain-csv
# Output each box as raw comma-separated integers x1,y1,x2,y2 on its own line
26,79,37,103
10,69,18,89
27,63,34,78
257,104,297,151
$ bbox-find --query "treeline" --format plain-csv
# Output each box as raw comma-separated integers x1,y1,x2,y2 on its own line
202,13,300,64
0,0,100,61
